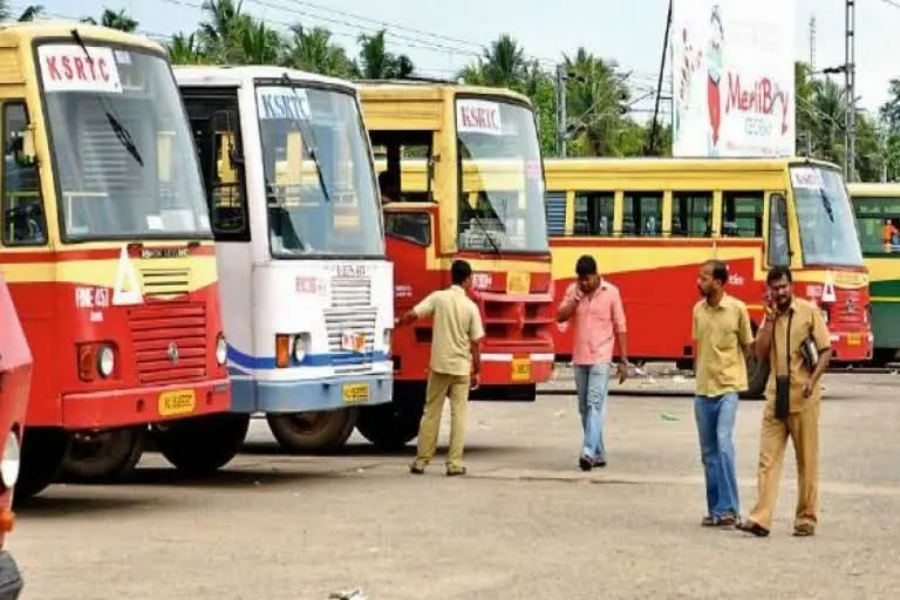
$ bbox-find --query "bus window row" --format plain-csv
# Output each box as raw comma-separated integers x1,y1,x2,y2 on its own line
853,197,900,254
544,190,766,239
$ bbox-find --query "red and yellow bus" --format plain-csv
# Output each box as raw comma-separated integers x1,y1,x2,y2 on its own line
544,157,872,397
0,272,31,597
357,81,555,448
0,22,241,497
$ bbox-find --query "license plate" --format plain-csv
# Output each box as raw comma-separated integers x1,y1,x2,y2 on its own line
158,390,197,416
341,331,366,353
506,272,530,295
847,333,861,346
511,357,532,381
342,383,370,404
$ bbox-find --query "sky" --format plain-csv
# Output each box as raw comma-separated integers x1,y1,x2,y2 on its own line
20,0,900,120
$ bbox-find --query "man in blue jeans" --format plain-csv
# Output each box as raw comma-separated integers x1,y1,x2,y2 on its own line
693,260,754,527
557,255,629,471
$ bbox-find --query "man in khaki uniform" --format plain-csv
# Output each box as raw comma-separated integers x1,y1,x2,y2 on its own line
394,259,484,476
738,266,832,537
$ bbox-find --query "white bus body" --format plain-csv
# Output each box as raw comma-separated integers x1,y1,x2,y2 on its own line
174,66,393,452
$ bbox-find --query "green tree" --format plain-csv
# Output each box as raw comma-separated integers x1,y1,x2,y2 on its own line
355,29,414,79
0,1,43,21
81,8,139,32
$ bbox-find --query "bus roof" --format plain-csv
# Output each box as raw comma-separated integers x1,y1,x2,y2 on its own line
357,79,532,107
172,64,359,91
0,20,164,53
846,182,900,198
543,156,841,173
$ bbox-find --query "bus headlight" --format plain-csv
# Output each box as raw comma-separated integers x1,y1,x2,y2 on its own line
215,334,228,365
97,344,115,377
383,329,392,354
292,334,309,362
1,433,20,488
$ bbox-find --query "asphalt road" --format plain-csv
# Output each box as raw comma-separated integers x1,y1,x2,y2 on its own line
10,372,900,600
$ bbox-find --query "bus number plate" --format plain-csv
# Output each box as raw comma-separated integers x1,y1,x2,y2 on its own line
847,333,861,346
506,272,530,295
342,383,370,404
158,390,197,416
511,358,532,381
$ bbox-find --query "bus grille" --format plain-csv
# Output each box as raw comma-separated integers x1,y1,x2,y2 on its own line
140,267,191,298
128,301,208,384
331,277,372,308
323,307,377,368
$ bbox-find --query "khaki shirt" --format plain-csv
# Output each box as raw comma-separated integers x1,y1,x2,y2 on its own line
413,285,485,377
693,293,754,396
765,297,831,413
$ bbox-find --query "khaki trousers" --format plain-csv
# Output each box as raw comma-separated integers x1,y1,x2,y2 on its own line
414,370,470,469
747,401,820,530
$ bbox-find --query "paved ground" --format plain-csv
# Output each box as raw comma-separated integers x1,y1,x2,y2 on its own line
10,372,900,600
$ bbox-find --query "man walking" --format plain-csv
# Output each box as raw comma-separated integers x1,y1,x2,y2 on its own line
738,266,831,537
394,259,484,476
557,255,628,471
693,260,754,527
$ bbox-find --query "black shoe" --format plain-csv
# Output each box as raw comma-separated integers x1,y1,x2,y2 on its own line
593,459,607,468
409,464,425,475
578,455,593,471
736,520,770,537
446,467,466,477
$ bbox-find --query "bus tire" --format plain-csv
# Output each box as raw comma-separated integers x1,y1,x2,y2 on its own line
155,414,250,476
266,409,358,454
59,427,145,483
742,356,770,400
14,428,70,503
355,399,424,451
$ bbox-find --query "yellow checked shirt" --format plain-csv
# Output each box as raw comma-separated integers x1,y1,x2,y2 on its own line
693,293,754,397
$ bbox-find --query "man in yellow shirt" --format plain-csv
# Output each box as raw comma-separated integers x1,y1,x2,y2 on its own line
394,259,485,476
693,260,754,527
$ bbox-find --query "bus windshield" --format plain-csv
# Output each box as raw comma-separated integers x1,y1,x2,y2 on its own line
36,42,210,241
256,84,382,258
455,98,548,253
791,165,864,267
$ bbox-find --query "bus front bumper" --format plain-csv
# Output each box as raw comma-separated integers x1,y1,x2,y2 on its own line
828,330,874,362
0,551,23,600
59,378,231,429
229,372,394,414
479,352,555,386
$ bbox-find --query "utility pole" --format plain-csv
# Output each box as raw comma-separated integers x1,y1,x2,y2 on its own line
844,0,856,182
648,0,673,156
555,63,568,157
809,15,816,70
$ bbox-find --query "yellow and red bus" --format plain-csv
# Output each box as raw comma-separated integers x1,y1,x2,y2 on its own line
544,157,872,397
0,271,31,596
0,22,239,497
357,81,555,448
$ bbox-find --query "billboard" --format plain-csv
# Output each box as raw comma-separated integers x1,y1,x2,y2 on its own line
671,0,796,157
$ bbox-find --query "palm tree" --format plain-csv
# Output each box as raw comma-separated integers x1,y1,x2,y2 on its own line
563,47,631,156
356,29,414,79
0,1,44,22
284,25,355,77
167,32,206,65
81,8,138,32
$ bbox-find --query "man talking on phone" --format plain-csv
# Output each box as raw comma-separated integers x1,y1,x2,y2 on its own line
737,266,831,537
692,260,753,528
394,259,484,476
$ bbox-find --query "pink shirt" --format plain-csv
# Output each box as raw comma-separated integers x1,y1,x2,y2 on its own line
561,281,627,365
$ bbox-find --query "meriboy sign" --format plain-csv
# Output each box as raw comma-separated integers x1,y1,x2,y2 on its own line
671,0,796,158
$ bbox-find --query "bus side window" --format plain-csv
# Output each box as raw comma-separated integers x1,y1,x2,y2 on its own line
622,192,662,237
722,191,763,237
672,191,712,237
574,191,613,236
384,211,431,246
767,192,790,266
1,102,45,246
854,197,900,254
545,191,566,236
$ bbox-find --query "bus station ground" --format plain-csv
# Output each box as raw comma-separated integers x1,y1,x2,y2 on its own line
10,369,900,600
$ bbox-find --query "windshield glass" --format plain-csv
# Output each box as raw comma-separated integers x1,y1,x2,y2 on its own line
37,42,209,240
256,84,381,258
791,165,864,267
455,98,548,253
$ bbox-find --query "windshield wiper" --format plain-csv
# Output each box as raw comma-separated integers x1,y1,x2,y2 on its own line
280,73,330,203
70,29,143,167
464,202,503,255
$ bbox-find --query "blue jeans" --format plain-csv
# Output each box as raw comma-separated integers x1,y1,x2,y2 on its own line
694,392,740,518
573,362,611,461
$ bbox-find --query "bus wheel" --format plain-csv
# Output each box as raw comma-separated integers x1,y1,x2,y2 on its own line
59,427,145,483
155,414,250,476
355,399,425,452
742,356,770,400
266,409,357,454
15,428,70,503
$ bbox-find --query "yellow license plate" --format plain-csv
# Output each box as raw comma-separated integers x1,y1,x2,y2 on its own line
511,358,532,381
158,390,197,416
847,333,861,346
342,383,370,404
506,272,530,295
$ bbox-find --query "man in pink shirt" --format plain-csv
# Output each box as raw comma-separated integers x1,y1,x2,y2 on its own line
557,255,629,471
